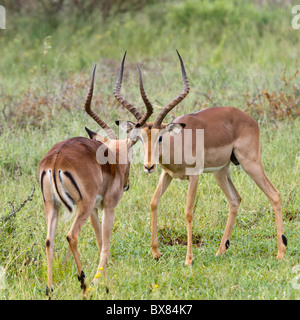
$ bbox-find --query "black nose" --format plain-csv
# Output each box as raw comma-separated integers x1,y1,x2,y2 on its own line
144,165,155,171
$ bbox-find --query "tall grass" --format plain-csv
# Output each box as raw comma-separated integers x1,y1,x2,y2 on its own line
0,1,299,125
0,1,298,80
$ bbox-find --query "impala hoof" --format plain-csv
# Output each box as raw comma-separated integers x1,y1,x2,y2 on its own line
45,286,53,298
216,239,230,256
277,235,287,259
77,270,87,292
184,257,193,266
152,250,162,261
215,248,226,257
277,250,286,260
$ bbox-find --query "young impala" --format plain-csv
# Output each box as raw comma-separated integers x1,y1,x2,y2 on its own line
115,51,287,265
38,61,151,296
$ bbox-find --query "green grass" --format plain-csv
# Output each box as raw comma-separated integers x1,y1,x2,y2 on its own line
0,118,299,300
0,0,299,300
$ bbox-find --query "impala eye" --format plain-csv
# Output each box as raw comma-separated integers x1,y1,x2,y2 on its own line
158,136,162,143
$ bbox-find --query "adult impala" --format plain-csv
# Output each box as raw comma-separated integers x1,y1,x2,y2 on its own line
115,51,287,265
38,62,151,296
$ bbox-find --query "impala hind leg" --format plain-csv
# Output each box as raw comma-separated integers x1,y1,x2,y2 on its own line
184,175,199,265
44,201,60,297
66,203,94,293
90,209,102,253
150,170,173,260
213,165,241,256
92,207,114,284
240,159,286,259
64,209,102,269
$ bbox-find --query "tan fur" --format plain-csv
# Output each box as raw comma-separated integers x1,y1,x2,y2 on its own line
127,106,286,264
39,135,132,296
115,52,286,264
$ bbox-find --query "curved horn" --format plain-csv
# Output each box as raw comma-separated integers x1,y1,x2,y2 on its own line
153,50,190,128
114,52,143,121
136,65,153,126
84,65,117,140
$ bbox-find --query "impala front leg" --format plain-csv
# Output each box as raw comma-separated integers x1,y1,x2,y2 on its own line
185,175,199,265
150,170,172,260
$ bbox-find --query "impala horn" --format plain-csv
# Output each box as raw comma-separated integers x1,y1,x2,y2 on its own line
84,64,117,140
114,52,153,126
153,50,190,128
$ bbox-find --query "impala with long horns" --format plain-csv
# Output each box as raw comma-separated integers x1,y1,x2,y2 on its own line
38,62,151,296
115,50,287,265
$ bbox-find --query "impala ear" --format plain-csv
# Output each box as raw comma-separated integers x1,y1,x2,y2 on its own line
115,120,136,133
85,127,109,143
129,127,141,146
85,127,97,139
166,123,186,135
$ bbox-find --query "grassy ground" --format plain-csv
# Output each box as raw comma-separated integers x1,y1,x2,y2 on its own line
0,119,299,300
0,0,299,300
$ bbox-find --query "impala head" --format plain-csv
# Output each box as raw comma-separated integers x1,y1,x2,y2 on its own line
115,50,189,173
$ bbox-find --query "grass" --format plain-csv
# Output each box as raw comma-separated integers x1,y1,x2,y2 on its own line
0,118,299,300
0,0,299,300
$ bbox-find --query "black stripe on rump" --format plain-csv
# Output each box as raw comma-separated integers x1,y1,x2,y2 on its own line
53,170,72,212
40,170,46,202
63,171,82,200
58,170,75,205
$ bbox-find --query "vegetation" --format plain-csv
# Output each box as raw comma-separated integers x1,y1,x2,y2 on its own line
0,0,299,300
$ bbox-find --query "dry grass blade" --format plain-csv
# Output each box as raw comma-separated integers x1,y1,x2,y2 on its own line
0,186,35,234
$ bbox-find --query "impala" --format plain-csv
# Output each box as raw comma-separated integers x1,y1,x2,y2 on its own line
115,51,287,265
38,62,150,296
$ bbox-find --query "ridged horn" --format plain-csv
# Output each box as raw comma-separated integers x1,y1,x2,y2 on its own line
153,50,190,128
114,52,142,121
84,65,117,140
136,65,153,126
